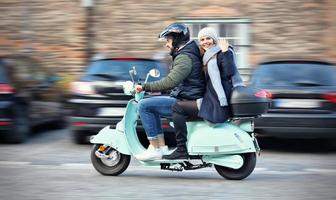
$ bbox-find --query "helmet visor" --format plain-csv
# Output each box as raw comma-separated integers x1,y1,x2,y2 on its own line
158,29,169,41
158,32,173,42
158,36,167,41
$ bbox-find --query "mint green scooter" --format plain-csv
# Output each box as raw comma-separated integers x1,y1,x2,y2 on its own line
90,68,263,180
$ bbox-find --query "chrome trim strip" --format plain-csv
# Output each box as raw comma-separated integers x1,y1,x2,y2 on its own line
68,99,128,104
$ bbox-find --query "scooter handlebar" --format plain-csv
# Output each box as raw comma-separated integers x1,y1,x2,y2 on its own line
123,81,145,102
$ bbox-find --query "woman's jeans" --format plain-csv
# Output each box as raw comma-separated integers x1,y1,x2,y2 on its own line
138,96,176,140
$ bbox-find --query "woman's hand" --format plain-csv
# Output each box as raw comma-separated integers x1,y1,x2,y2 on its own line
135,85,143,93
219,38,229,52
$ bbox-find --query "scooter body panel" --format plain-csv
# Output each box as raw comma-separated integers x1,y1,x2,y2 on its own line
90,99,146,156
186,121,256,155
203,155,244,169
239,121,254,133
123,100,146,155
140,121,255,169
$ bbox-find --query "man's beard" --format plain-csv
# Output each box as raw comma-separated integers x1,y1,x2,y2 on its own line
169,47,178,57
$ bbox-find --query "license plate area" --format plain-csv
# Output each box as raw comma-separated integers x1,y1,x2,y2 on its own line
273,99,320,108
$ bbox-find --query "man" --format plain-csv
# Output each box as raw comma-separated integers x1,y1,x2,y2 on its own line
135,23,204,160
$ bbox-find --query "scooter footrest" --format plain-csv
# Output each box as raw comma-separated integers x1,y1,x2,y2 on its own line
160,163,183,171
160,161,212,171
154,159,188,163
182,161,212,170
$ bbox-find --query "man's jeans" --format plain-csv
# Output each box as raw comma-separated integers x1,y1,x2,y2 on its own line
138,96,176,140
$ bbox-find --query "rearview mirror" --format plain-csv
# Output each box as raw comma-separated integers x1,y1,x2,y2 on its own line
149,69,160,78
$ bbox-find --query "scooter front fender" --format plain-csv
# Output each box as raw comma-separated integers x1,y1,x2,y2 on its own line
90,125,131,155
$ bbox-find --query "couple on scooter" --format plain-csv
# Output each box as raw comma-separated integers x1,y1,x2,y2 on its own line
135,23,244,161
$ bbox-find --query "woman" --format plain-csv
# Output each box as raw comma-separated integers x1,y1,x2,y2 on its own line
197,27,244,123
163,27,244,160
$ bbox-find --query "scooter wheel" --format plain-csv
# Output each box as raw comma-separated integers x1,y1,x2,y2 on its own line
214,153,256,180
91,144,130,176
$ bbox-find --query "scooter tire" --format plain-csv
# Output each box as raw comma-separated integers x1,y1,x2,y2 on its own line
214,153,256,180
91,144,130,176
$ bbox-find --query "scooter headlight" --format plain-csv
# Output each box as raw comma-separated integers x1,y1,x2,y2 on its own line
123,81,134,95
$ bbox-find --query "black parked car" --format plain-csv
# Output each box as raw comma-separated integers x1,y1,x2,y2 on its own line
250,60,336,139
68,56,173,144
0,55,65,143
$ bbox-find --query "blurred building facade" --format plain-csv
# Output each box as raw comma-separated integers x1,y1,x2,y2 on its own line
0,0,335,80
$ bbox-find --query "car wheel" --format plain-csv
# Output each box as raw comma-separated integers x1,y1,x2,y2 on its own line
6,106,30,143
214,153,256,180
73,130,89,144
52,101,68,129
53,116,68,129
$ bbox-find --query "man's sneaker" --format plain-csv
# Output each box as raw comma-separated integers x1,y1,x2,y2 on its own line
135,145,162,161
162,147,188,160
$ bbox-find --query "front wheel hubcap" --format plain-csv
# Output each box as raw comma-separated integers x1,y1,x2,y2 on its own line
100,150,121,167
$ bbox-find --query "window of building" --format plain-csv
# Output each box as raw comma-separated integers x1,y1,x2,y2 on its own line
181,18,251,81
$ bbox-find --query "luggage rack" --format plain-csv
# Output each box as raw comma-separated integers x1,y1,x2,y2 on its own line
230,115,258,122
229,116,256,128
231,116,257,120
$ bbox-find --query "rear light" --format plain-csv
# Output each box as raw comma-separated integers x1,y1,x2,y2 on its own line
0,84,15,94
255,90,272,98
70,81,95,95
0,121,12,125
72,122,88,127
322,93,336,103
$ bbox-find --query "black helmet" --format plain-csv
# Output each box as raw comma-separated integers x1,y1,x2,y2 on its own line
159,23,190,49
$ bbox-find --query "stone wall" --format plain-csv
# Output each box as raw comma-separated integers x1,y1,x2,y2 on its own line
0,0,335,76
0,0,86,74
249,0,331,64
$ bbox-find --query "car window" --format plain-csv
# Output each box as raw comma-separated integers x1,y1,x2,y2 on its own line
26,58,48,82
0,60,8,83
251,63,336,86
5,58,33,81
81,60,168,82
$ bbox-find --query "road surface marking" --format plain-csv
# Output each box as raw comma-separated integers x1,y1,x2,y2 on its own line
0,161,335,175
0,161,31,165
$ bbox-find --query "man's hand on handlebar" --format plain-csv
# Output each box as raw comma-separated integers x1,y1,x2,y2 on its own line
135,85,143,93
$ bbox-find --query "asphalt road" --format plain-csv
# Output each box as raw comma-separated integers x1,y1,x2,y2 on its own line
0,126,336,200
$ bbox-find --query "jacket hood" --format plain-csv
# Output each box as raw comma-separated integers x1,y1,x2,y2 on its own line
173,40,201,59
